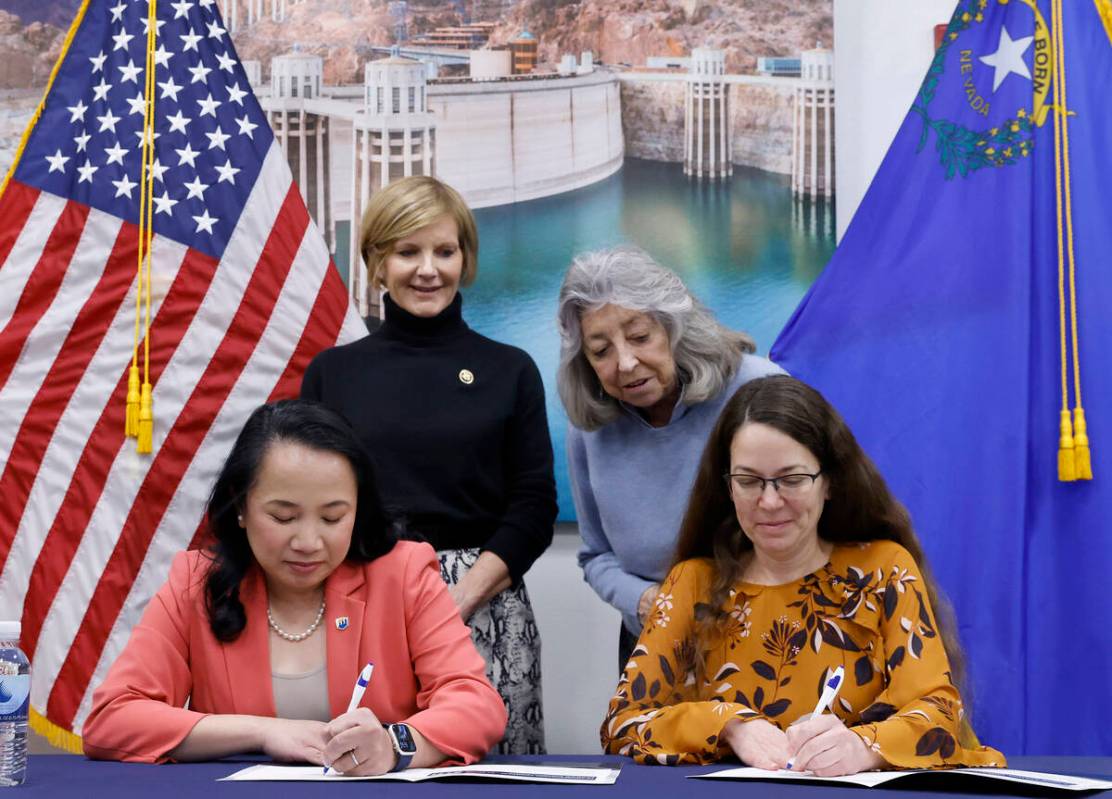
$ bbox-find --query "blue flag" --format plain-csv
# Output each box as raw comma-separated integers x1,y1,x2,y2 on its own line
772,0,1112,755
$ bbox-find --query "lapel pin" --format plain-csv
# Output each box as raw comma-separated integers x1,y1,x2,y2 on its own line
335,616,349,631
458,369,474,385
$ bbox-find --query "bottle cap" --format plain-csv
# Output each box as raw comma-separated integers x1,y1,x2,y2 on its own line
0,621,21,639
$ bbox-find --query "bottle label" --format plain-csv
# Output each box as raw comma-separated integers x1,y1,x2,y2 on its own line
0,675,29,719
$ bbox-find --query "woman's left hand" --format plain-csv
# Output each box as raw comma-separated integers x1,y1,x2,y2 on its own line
448,581,480,621
323,707,397,776
785,714,885,777
448,552,512,621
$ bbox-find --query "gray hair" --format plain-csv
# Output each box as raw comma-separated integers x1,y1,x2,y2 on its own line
556,246,755,431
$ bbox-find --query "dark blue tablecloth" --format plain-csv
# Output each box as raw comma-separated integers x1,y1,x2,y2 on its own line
15,755,1112,797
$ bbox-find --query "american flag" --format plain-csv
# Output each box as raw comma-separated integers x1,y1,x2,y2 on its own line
0,0,364,745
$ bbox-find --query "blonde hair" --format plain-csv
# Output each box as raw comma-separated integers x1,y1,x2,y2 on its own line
359,176,479,288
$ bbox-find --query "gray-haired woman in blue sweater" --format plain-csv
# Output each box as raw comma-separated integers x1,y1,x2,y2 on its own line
556,247,783,670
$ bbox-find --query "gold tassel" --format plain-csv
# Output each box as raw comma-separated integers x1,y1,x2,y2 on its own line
1072,407,1093,480
29,708,83,754
1058,409,1076,482
137,382,153,454
125,365,141,437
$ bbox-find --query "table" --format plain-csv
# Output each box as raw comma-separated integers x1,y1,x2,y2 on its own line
16,755,1112,798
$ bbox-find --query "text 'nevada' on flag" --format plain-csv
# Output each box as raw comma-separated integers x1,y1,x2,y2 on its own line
772,0,1112,755
0,0,365,746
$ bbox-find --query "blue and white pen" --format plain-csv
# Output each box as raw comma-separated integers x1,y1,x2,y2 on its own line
324,662,374,775
785,665,844,771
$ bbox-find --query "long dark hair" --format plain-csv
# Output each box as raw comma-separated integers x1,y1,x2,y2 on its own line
203,399,395,642
673,375,969,696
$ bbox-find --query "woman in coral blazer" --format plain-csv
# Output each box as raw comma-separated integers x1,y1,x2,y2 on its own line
82,400,507,772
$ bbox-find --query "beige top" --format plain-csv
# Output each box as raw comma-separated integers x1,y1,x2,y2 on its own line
272,664,331,722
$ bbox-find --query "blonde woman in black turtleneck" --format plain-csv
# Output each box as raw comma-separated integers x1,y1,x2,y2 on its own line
301,176,557,755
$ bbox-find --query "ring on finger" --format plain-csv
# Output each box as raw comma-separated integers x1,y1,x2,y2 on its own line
349,750,360,767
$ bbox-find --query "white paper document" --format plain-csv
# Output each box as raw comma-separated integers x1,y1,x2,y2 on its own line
221,762,621,785
692,766,1112,792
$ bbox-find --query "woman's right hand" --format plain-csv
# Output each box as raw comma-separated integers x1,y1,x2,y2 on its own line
723,718,791,770
259,717,331,764
637,583,661,624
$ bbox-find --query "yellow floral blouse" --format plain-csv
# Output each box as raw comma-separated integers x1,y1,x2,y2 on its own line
601,540,1006,768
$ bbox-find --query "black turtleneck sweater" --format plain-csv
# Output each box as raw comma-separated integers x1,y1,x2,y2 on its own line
301,293,557,582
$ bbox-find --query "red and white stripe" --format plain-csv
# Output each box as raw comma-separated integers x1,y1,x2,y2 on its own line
0,188,68,335
0,140,365,735
0,193,136,597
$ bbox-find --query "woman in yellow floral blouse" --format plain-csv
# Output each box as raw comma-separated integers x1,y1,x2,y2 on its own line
601,375,1005,775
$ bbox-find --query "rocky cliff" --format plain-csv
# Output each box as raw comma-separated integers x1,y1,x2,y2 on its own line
620,81,686,162
730,82,794,174
2,0,80,29
232,0,464,84
492,0,830,72
0,90,39,178
621,78,795,174
0,11,66,90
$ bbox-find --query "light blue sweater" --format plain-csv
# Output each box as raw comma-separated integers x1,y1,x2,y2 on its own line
568,355,784,634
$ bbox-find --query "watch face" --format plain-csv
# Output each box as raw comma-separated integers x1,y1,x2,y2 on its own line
390,723,418,755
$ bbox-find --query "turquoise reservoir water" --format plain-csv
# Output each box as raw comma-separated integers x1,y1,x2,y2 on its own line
462,157,835,521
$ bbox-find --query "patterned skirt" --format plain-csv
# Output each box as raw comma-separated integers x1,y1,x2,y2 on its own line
437,547,546,755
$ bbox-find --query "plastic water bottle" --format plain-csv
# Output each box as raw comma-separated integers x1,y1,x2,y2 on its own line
0,621,29,787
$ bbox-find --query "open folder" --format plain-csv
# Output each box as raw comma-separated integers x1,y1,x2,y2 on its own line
221,762,621,785
691,766,1112,792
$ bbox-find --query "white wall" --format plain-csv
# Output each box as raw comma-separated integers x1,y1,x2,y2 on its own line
525,525,621,754
833,0,957,240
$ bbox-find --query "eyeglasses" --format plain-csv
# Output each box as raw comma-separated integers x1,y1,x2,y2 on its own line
723,471,822,500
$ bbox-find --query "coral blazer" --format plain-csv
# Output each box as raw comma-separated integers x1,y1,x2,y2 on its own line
82,541,507,763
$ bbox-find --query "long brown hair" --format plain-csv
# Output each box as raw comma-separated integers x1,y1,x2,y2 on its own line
673,375,969,698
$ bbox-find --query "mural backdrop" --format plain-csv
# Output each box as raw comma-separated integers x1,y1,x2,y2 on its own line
1,0,836,521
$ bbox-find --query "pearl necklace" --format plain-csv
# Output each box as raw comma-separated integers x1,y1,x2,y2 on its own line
267,597,325,642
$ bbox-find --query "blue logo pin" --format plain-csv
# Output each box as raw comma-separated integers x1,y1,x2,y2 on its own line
335,616,349,631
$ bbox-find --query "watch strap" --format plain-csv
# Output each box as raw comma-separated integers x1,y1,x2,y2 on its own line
387,724,415,772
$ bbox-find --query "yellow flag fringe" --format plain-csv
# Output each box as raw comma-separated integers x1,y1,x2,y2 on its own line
1095,0,1112,47
29,708,83,755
